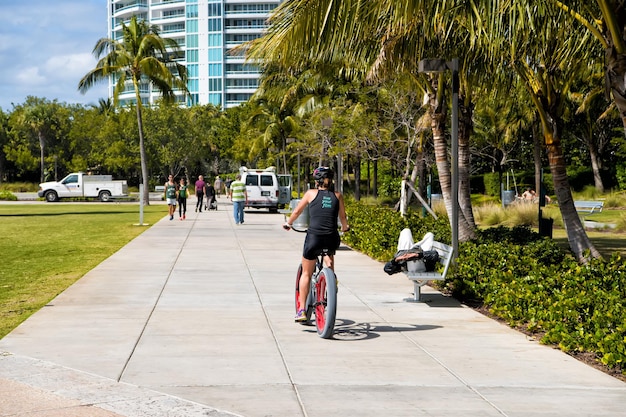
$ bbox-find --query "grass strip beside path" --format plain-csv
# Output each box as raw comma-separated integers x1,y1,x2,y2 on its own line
0,204,165,338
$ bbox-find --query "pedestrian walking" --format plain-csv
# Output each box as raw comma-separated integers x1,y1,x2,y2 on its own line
164,174,178,221
214,176,223,197
194,175,205,212
229,174,247,224
225,178,233,198
177,178,189,220
205,181,216,210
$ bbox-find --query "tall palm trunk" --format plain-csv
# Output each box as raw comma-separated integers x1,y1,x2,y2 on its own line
458,98,476,231
427,83,474,242
583,125,605,192
588,140,605,192
38,131,45,183
544,115,601,262
605,46,626,138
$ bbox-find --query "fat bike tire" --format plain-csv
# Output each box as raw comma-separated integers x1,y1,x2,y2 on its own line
295,264,313,322
314,267,337,339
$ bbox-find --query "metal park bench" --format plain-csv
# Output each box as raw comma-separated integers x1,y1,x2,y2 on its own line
574,201,604,214
405,241,454,302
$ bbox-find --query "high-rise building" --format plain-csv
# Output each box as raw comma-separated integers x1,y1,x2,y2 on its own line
108,0,280,108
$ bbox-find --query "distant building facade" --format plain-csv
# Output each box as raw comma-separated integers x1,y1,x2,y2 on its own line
107,0,280,108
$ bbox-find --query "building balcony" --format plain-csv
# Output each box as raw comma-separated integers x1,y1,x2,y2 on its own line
112,1,148,17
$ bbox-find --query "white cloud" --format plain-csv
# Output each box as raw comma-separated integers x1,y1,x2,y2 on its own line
0,0,108,110
15,67,47,86
46,53,98,81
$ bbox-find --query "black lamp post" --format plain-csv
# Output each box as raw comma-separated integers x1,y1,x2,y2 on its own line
418,58,459,258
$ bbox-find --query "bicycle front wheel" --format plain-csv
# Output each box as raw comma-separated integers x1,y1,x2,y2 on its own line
295,264,313,322
314,267,337,339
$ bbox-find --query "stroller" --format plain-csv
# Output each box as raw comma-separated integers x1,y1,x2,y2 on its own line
205,194,218,211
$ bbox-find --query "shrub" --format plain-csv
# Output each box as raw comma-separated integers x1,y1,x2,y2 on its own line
473,203,507,226
0,182,38,192
483,172,501,196
603,192,626,209
343,199,450,261
0,190,17,201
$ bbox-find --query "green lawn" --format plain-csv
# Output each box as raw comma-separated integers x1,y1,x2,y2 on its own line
0,204,165,338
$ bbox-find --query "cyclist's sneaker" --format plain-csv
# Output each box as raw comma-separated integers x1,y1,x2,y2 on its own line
294,309,307,322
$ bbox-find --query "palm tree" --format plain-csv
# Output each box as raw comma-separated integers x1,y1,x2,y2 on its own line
17,97,63,183
247,0,480,242
553,0,626,139
78,16,188,204
484,0,603,261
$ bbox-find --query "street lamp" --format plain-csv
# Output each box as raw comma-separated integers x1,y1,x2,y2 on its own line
418,58,459,259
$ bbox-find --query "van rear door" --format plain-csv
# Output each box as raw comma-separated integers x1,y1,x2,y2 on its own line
277,174,292,206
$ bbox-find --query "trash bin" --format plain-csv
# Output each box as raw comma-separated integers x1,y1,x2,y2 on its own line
502,190,516,207
289,199,309,230
539,217,553,238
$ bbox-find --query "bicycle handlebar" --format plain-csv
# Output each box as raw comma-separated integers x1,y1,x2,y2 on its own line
282,222,349,234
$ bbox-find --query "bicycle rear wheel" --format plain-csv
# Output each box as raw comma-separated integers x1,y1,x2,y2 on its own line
314,267,337,338
295,264,313,322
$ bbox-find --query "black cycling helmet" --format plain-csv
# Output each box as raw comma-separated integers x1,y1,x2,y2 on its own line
313,166,334,181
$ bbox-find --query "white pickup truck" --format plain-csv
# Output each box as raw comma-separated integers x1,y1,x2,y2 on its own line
38,172,129,202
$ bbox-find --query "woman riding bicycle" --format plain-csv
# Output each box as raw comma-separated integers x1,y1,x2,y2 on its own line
283,166,349,322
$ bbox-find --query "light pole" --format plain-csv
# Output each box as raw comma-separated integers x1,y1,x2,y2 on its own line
418,58,459,259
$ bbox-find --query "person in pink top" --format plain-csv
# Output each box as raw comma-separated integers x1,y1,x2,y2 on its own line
194,175,206,212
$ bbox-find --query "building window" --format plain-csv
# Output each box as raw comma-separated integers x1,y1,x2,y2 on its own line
208,18,222,31
208,63,222,76
163,22,185,33
187,34,198,48
226,63,259,74
163,8,184,19
208,33,222,47
208,48,222,61
208,93,222,106
225,4,276,14
187,49,198,62
186,4,198,18
187,64,198,78
186,19,198,33
226,78,259,88
227,19,266,29
226,33,260,43
208,78,222,91
208,3,222,17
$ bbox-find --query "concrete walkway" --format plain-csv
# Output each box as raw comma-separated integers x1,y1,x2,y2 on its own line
1,197,625,416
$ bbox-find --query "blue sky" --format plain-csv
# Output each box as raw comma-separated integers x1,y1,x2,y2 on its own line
0,0,109,111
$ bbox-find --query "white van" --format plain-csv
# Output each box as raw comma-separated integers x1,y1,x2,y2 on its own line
240,166,291,212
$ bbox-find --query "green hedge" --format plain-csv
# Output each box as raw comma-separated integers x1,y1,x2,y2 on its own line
0,191,17,201
345,201,626,376
342,199,450,261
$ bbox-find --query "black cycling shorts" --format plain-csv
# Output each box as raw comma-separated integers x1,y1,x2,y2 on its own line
302,232,340,260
